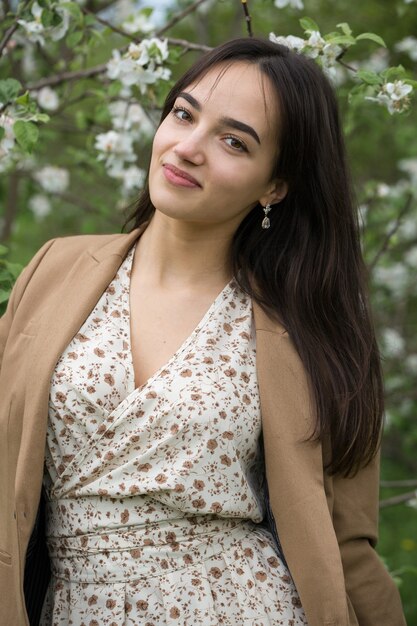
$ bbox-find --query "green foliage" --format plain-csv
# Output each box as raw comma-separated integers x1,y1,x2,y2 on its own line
0,245,22,315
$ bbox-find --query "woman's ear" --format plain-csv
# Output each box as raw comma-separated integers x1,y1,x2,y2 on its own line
259,178,288,207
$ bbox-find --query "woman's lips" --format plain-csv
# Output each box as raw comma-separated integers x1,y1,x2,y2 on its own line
162,164,201,188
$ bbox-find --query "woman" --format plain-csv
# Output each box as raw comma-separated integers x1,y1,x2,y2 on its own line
0,38,406,626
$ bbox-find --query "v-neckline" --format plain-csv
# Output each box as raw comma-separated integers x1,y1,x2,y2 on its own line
125,244,235,394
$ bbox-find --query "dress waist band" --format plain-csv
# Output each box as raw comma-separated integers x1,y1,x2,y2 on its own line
46,508,258,584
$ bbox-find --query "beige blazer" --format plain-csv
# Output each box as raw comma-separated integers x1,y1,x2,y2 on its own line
0,223,406,626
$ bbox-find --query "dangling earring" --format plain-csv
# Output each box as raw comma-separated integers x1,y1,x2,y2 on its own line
262,203,272,229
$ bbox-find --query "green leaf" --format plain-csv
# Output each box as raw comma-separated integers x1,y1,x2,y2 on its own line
66,30,83,47
75,110,88,130
13,120,39,153
41,9,54,27
108,81,122,98
0,78,22,105
299,17,320,33
88,28,104,44
0,244,8,255
325,34,356,46
60,1,83,23
337,22,352,36
51,11,63,27
15,90,30,106
383,65,406,81
31,112,50,123
356,33,386,48
0,289,11,304
6,262,23,278
0,127,4,142
357,70,383,86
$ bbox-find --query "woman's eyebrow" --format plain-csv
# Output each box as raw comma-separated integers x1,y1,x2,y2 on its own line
177,91,261,145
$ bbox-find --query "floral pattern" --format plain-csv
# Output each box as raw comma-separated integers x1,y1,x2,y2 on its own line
40,244,307,625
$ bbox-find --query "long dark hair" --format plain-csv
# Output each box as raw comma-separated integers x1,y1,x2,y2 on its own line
125,37,384,477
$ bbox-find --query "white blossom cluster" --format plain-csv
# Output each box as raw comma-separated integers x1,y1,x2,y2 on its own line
269,31,343,81
94,100,151,196
34,165,70,193
106,38,171,94
395,36,417,61
0,114,15,173
17,1,71,47
366,80,413,114
274,0,304,9
121,12,155,35
26,165,70,219
35,86,60,112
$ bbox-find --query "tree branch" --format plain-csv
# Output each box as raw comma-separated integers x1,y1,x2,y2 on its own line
368,192,414,271
379,490,417,509
240,0,253,38
157,0,211,37
0,0,31,57
381,479,417,488
25,37,211,92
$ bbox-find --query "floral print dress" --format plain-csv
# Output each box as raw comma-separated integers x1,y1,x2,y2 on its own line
40,244,307,626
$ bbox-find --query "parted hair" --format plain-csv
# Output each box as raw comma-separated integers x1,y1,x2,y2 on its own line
125,37,384,477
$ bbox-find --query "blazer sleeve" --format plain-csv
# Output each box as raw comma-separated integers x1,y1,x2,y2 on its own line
328,453,407,625
0,239,56,368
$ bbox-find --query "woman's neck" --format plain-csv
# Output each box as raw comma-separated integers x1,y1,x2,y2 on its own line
132,213,234,291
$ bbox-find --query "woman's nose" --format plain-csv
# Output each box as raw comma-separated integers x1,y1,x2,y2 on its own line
173,132,205,165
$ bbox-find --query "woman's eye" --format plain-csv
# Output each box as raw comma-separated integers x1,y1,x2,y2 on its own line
172,106,192,122
224,135,247,152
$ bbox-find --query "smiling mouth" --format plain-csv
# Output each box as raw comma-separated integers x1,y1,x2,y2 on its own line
162,164,201,188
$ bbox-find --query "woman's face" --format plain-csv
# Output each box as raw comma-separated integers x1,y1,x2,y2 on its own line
148,61,287,229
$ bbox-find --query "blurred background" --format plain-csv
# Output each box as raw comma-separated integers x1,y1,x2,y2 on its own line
1,0,417,621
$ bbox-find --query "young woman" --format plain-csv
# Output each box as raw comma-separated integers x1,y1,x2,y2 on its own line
0,38,406,626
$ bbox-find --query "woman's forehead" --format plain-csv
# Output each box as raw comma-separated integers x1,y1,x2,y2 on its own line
182,62,279,134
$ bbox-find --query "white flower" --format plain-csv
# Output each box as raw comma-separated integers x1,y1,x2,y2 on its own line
322,42,343,66
385,81,413,101
34,165,70,193
376,183,391,197
95,130,136,172
381,328,405,358
122,13,155,35
398,158,417,185
50,5,71,42
367,80,413,114
269,33,305,51
108,101,154,138
17,1,70,46
274,0,304,9
111,165,146,195
373,262,409,297
36,86,60,111
29,194,51,219
129,37,169,67
305,31,326,58
17,18,45,46
106,38,171,93
405,354,417,374
0,114,15,158
398,216,417,240
95,130,134,156
404,246,417,268
395,36,417,61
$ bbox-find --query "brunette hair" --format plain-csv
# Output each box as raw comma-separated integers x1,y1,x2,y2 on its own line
125,37,384,477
